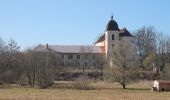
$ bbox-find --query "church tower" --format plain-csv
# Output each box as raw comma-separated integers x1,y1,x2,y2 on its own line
105,16,120,57
94,16,134,57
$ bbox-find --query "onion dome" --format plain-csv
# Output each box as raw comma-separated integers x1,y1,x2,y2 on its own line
106,16,119,31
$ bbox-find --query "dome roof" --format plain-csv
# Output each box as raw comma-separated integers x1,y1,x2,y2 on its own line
106,16,119,31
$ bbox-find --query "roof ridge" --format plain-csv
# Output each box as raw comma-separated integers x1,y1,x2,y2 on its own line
47,45,95,47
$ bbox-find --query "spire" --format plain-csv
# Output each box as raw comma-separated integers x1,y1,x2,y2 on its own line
111,15,113,20
111,12,113,20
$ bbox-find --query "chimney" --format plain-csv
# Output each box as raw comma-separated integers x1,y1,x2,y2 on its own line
46,43,48,49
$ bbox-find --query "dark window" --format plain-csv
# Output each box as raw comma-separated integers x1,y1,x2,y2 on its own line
68,55,73,59
77,55,80,59
112,34,114,40
84,62,87,66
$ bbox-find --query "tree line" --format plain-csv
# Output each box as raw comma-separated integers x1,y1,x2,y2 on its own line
0,38,61,88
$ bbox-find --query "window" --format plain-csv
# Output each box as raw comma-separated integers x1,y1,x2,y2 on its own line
68,55,73,59
77,55,80,59
112,34,114,40
76,62,80,66
84,54,88,59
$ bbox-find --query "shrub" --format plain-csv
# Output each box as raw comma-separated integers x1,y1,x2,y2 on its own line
73,75,92,90
17,74,29,86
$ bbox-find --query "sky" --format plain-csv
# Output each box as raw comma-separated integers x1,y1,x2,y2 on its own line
0,0,169,50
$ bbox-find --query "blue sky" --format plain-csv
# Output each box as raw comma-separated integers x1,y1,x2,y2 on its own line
0,0,169,49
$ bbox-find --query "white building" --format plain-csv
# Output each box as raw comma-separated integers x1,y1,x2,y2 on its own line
34,16,134,68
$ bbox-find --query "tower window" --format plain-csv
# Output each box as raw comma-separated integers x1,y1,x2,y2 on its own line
112,34,114,40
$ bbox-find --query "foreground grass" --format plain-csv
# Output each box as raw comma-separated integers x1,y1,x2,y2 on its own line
0,81,170,100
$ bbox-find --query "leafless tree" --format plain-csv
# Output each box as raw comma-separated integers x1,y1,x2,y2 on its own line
80,46,86,72
134,26,157,68
0,37,6,83
160,37,170,79
135,26,157,55
110,40,138,89
95,54,106,76
23,49,61,88
0,38,21,83
87,46,93,69
134,26,170,80
0,37,6,53
165,37,170,62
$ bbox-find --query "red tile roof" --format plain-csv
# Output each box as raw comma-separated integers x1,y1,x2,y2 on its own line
95,34,105,43
119,28,134,37
95,28,134,44
154,80,170,83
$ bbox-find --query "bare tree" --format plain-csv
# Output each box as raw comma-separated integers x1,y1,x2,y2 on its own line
0,37,6,83
155,33,167,71
134,26,170,79
134,26,157,68
7,38,20,53
95,54,106,76
0,37,6,53
166,37,170,62
80,46,86,72
23,48,61,88
135,26,157,56
0,38,21,83
110,40,138,89
87,46,93,69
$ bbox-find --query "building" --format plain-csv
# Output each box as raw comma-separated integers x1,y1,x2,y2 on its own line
153,80,170,91
34,16,134,68
95,16,134,57
34,44,104,68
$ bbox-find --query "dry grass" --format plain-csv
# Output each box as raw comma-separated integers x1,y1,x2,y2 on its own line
0,81,170,100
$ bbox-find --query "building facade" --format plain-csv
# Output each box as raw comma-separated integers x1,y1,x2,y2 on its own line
34,16,134,68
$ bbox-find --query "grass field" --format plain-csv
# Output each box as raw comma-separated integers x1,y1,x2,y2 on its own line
0,81,170,100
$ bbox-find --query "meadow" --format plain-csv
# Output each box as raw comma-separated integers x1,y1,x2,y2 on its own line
0,81,170,100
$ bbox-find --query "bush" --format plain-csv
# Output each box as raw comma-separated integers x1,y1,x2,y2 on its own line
73,75,92,90
17,74,29,86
